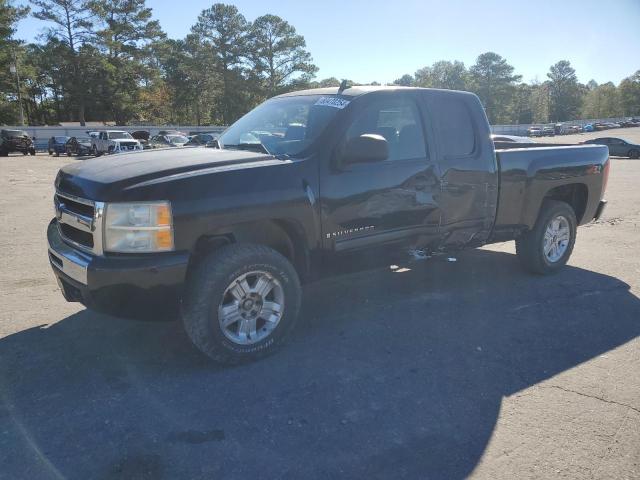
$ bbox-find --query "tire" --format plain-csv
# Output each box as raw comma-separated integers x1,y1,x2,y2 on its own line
55,151,60,157
516,200,577,275
0,149,8,157
48,150,52,155
181,244,302,364
22,150,28,155
29,148,35,155
93,145,100,157
629,149,639,159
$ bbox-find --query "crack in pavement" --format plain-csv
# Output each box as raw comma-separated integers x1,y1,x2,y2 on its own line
541,384,640,414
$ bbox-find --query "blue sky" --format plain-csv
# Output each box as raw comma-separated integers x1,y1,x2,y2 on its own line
15,0,640,85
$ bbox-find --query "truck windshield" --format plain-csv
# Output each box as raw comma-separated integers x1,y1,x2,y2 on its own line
108,132,133,140
219,95,346,156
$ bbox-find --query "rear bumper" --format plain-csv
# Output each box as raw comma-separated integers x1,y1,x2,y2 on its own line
47,219,189,317
593,200,607,221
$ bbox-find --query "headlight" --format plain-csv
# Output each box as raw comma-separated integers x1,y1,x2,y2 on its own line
104,202,174,253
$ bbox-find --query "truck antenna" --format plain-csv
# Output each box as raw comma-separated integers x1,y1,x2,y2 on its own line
338,79,348,94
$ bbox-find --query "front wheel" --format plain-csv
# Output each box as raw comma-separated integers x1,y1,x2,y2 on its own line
629,149,639,159
516,200,577,275
181,244,301,364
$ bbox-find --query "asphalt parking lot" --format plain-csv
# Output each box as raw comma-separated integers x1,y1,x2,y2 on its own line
1,129,639,479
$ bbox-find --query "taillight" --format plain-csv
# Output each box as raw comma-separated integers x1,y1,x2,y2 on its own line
602,159,610,196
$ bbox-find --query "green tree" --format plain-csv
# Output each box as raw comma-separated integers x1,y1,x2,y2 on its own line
393,74,414,86
618,71,640,116
546,60,583,121
89,0,164,124
0,0,30,124
249,14,317,97
30,0,96,124
529,81,551,123
582,82,621,118
191,3,249,124
508,83,534,124
414,60,467,90
469,52,521,124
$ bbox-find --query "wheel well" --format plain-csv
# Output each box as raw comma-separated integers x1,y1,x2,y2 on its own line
543,184,588,223
192,220,309,278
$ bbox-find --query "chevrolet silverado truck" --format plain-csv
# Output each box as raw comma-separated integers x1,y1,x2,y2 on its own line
91,130,143,156
48,86,609,363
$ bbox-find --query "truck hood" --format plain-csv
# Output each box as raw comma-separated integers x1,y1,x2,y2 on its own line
55,147,276,200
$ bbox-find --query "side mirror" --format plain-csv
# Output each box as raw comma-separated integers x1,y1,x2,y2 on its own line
343,134,389,164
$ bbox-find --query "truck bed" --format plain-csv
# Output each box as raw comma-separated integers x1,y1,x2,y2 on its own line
492,144,609,239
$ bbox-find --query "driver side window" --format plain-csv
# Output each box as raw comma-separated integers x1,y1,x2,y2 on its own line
345,97,427,162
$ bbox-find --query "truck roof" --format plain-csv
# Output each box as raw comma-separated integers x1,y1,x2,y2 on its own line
275,85,469,99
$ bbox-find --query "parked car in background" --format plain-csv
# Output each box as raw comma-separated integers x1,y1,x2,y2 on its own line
583,137,640,159
87,131,100,139
186,132,218,146
131,130,151,149
149,134,190,148
527,126,543,137
491,134,535,143
583,124,595,132
0,129,36,156
542,126,555,136
65,136,93,156
92,130,143,156
48,136,70,156
619,119,638,128
566,125,582,134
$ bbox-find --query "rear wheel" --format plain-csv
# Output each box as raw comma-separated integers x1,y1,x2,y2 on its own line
516,200,577,275
629,149,639,159
181,244,301,364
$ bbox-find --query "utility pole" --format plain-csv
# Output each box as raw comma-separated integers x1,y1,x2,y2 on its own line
10,48,25,126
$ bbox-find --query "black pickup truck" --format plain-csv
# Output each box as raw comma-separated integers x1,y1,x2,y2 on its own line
1,129,36,156
48,86,609,363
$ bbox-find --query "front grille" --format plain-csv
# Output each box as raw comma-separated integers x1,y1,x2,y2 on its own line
55,191,99,253
55,193,94,218
60,223,94,248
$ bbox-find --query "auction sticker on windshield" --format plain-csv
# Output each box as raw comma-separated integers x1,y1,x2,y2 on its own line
315,97,351,109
